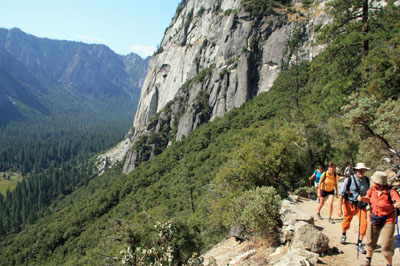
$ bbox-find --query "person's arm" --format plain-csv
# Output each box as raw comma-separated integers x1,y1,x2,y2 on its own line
337,195,344,217
390,189,400,208
309,171,316,181
358,188,371,203
335,174,339,197
337,178,348,217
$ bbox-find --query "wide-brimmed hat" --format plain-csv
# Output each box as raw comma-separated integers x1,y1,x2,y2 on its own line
371,171,388,186
353,162,370,170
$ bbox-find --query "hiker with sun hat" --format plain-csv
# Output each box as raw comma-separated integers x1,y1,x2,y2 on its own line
337,162,370,255
358,171,400,266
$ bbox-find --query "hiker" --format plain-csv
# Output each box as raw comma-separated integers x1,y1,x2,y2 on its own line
316,162,338,223
358,171,400,266
309,165,324,202
337,162,370,254
344,163,352,178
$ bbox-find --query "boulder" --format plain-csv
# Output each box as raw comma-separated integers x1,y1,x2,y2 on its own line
287,194,299,203
291,221,329,254
281,207,314,226
229,225,248,242
273,252,314,266
288,247,319,265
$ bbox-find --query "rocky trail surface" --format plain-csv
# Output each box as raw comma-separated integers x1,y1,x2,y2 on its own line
203,183,400,265
297,197,400,266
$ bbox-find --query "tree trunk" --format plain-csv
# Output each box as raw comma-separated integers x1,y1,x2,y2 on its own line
361,0,369,86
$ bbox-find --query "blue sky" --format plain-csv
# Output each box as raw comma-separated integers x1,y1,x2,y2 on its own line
0,0,182,58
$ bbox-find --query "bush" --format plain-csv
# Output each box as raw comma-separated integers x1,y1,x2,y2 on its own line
229,186,281,237
117,221,204,266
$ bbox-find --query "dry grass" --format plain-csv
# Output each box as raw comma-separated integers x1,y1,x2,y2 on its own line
0,172,23,195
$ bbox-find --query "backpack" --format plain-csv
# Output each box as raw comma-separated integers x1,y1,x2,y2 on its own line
387,187,400,217
344,174,370,208
345,166,352,177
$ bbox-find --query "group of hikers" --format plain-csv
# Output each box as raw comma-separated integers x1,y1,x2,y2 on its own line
309,162,400,266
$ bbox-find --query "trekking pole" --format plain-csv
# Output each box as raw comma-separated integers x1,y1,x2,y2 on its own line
396,208,400,249
357,206,361,260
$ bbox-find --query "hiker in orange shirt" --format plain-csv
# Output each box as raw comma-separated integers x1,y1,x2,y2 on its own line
358,171,400,266
316,162,338,223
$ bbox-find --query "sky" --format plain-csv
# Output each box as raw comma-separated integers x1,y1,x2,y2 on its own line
0,0,182,58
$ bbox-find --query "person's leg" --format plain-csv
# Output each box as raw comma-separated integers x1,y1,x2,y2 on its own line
383,254,392,266
380,223,395,265
315,183,319,202
317,191,326,215
341,201,355,243
358,207,368,241
356,207,368,254
328,194,334,219
342,201,354,231
361,250,373,266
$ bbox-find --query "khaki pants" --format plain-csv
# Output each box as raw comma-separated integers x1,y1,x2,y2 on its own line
365,220,395,256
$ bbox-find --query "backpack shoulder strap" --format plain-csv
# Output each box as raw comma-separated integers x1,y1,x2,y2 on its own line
351,174,360,193
345,176,353,192
388,188,393,204
321,172,327,183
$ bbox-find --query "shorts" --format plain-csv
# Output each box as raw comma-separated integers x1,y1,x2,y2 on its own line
320,189,334,198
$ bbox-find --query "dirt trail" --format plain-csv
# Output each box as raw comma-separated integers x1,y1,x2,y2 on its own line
296,196,400,266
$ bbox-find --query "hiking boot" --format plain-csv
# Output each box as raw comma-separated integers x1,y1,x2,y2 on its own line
328,218,335,224
357,243,367,255
360,258,371,266
316,212,322,220
340,235,346,244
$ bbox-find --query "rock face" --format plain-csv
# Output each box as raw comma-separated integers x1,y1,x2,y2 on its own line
123,0,330,173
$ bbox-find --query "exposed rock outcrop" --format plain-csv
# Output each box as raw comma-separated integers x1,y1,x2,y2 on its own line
123,0,330,173
203,195,329,265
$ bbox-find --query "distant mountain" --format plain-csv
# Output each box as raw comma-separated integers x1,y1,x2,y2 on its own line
0,27,149,126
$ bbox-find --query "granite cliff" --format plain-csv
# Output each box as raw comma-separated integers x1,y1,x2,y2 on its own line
124,0,330,173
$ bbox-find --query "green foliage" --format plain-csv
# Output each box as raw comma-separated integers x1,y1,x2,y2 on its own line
1,1,399,265
302,0,314,8
217,122,308,195
116,221,204,266
0,118,127,236
224,9,238,16
241,0,290,18
197,6,206,17
343,95,400,170
229,186,281,237
363,4,400,98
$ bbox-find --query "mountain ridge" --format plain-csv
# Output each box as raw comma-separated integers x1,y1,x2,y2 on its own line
0,27,149,126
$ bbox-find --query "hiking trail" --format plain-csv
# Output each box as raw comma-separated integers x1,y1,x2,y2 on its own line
296,193,400,265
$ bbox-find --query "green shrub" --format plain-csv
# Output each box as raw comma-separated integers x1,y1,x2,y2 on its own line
229,186,281,237
241,0,290,18
117,221,204,266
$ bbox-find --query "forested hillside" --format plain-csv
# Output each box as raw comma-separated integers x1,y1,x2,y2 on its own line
0,0,399,265
0,28,148,237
